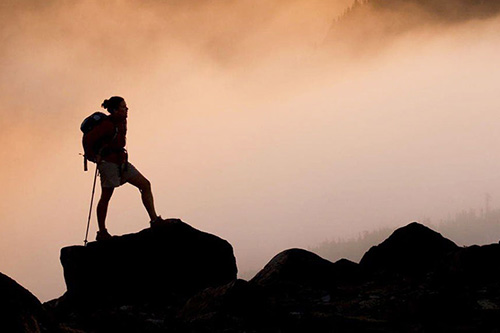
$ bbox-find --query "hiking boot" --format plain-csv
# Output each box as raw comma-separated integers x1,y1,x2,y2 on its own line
150,215,163,228
96,229,113,241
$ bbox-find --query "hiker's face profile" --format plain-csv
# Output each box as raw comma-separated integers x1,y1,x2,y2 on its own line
115,100,128,119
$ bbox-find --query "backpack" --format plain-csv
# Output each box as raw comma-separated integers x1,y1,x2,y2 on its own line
81,111,107,134
81,112,108,171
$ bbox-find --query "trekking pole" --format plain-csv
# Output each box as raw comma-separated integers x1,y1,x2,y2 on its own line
84,165,99,246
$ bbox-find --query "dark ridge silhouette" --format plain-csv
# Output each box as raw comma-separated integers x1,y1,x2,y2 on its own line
60,219,237,306
0,221,495,331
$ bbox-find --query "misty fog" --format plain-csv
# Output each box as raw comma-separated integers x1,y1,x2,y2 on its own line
1,0,500,301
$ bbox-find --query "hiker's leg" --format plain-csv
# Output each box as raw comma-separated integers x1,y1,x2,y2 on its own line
97,187,114,232
127,173,158,221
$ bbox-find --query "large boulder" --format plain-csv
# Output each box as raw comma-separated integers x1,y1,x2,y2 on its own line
251,248,360,289
0,272,46,333
60,219,237,305
360,222,459,276
251,249,334,289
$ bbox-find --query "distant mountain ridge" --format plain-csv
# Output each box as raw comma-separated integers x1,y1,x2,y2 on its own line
326,0,500,48
359,0,500,21
339,0,500,22
311,206,500,265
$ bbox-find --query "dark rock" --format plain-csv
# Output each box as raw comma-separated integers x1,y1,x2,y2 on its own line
178,279,268,331
360,222,458,276
250,248,334,288
179,279,260,319
331,258,363,283
0,272,46,333
440,243,500,284
250,248,360,290
246,250,375,332
60,219,237,305
248,248,364,319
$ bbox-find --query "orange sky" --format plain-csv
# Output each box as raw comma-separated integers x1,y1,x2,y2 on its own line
1,0,500,301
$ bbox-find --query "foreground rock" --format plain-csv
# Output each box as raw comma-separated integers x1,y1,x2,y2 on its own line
0,272,48,333
60,219,237,305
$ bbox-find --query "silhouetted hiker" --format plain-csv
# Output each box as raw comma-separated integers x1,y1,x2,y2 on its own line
83,96,162,241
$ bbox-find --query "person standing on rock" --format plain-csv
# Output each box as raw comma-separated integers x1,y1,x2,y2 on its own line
84,96,162,241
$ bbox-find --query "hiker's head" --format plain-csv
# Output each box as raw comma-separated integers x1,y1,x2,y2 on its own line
102,96,127,118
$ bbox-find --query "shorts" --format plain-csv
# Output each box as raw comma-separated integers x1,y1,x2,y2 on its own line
98,161,140,188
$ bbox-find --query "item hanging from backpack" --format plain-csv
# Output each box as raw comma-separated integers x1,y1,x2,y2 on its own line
81,112,108,171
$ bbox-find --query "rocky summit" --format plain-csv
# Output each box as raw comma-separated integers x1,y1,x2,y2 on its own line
4,221,500,332
60,219,237,305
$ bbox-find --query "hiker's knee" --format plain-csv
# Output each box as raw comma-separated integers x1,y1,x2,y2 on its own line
127,173,151,193
140,178,151,193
